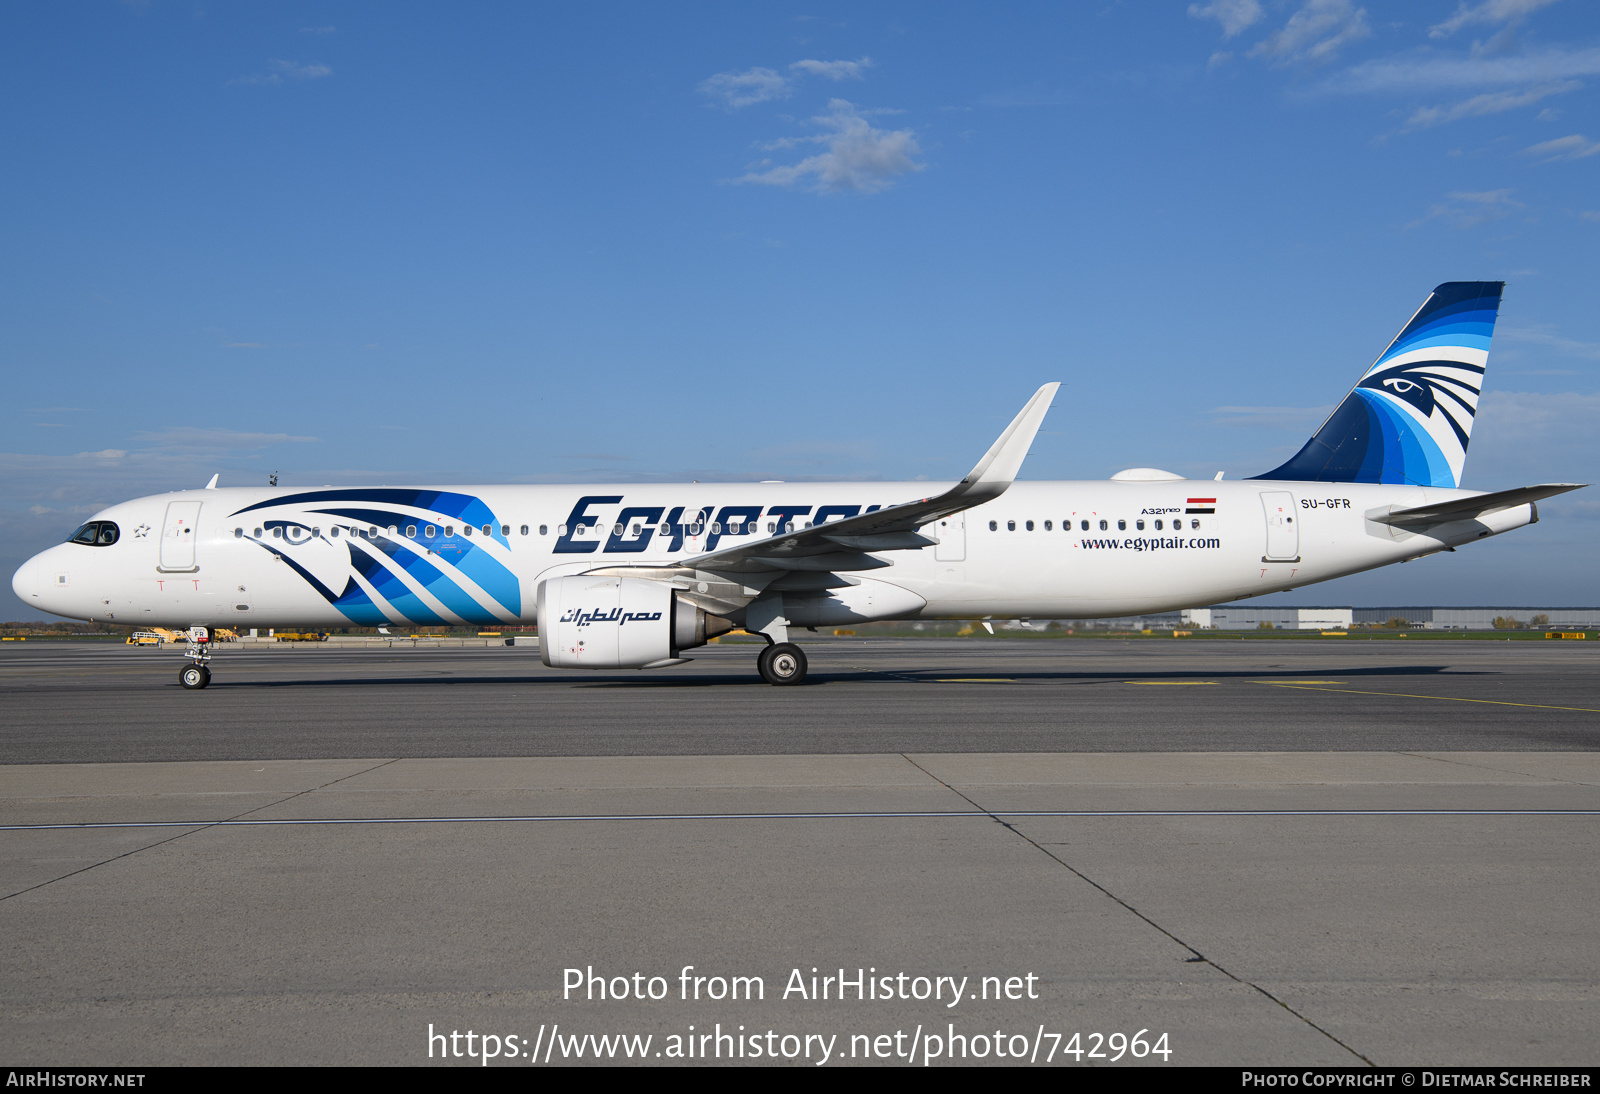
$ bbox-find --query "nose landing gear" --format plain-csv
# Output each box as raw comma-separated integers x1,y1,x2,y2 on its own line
178,627,212,689
757,642,807,685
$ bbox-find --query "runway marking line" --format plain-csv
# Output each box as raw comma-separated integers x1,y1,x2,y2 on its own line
935,678,1015,683
5,809,1598,832
1126,681,1217,685
1260,682,1600,713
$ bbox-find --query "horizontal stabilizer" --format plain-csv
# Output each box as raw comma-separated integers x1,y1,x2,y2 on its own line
1373,483,1586,526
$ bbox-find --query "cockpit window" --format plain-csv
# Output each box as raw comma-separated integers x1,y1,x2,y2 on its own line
67,521,119,546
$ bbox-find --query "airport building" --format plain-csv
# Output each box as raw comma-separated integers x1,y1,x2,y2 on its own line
1172,606,1600,630
1182,607,1353,630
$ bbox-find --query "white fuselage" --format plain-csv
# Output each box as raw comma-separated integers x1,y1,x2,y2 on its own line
13,479,1534,629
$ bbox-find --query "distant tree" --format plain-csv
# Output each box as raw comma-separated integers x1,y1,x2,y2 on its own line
1531,614,1550,627
1257,620,1276,630
1387,617,1411,629
1492,616,1523,630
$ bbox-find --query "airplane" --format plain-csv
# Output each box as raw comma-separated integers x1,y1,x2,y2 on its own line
11,281,1584,690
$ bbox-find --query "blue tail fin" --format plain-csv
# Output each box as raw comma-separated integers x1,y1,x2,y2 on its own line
1254,281,1503,488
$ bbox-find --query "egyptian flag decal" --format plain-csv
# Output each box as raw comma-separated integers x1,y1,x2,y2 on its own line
1186,497,1216,515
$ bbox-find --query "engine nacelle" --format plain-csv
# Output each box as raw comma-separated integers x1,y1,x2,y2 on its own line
536,575,732,669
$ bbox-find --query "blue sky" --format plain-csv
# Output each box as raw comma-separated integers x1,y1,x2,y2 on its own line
4,0,1598,617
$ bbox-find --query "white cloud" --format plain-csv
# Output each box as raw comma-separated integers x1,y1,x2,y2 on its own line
790,57,872,81
1462,390,1600,488
230,59,333,87
702,57,875,110
1402,79,1579,129
1412,188,1524,228
700,66,792,109
735,100,924,195
1188,0,1264,38
1475,390,1600,441
1334,44,1600,92
1211,405,1335,429
130,428,318,454
1499,324,1600,360
1430,0,1562,39
77,449,127,460
1519,133,1600,161
1249,0,1371,67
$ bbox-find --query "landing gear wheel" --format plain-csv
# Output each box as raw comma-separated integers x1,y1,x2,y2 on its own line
180,664,211,690
757,642,807,686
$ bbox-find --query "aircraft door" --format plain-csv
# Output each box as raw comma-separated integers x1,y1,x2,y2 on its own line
1260,491,1299,561
159,501,202,573
933,513,965,561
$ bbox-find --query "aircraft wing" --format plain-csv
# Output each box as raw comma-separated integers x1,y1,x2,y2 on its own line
677,382,1060,576
1374,483,1587,527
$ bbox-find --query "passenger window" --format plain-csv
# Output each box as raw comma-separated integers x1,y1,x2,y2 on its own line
312,527,321,537
1191,519,1200,530
1118,520,1126,531
368,526,377,538
1081,520,1089,531
989,520,997,531
1007,520,1016,531
520,525,529,536
1044,520,1052,531
556,525,566,536
767,522,776,533
1098,520,1107,531
463,526,473,537
485,524,493,536
1154,519,1163,530
407,526,417,538
1136,520,1144,531
631,524,642,536
273,528,283,539
425,526,436,538
446,526,455,537
331,527,341,538
253,527,263,538
540,525,549,536
389,526,398,537
234,528,243,538
1025,520,1034,531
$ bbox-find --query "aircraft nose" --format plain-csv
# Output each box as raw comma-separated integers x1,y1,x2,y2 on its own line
12,553,41,605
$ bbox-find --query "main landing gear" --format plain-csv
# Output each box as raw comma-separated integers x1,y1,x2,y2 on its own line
757,642,807,686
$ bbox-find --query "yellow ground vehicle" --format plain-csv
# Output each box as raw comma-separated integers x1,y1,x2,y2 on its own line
127,628,179,646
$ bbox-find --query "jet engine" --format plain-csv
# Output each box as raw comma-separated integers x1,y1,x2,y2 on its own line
536,575,733,669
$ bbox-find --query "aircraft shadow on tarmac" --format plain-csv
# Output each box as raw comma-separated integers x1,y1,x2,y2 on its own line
193,664,1470,690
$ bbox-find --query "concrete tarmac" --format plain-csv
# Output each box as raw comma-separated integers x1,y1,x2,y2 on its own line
1,639,1598,763
2,752,1598,1066
1,641,1596,1066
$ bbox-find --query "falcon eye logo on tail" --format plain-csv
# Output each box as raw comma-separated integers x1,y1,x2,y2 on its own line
1357,358,1483,454
1256,281,1502,489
